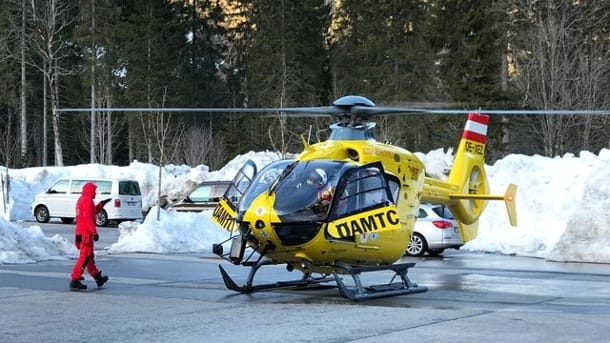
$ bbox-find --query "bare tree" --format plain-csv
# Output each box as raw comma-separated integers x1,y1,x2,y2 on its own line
144,88,186,166
28,0,76,166
510,0,610,156
98,88,117,165
82,73,121,165
180,125,213,166
143,89,185,219
206,135,228,170
179,125,227,169
76,109,122,166
149,112,185,166
0,110,21,168
0,110,20,209
19,0,27,164
572,5,610,151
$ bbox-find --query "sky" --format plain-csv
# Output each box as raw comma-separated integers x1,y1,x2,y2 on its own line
1,148,610,265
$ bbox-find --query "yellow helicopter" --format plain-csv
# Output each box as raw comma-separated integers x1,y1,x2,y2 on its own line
210,95,518,301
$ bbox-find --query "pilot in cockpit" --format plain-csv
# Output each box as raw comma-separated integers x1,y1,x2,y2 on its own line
306,168,334,217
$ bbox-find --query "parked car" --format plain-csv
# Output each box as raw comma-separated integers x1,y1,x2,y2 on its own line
32,178,143,226
167,180,231,212
405,203,463,256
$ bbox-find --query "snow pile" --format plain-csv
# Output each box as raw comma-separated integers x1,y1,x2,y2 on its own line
1,149,610,264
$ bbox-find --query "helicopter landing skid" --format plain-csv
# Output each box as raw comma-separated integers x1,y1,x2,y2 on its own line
219,261,336,294
218,259,427,301
332,262,428,302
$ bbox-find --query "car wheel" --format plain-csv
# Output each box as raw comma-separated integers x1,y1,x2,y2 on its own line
96,210,108,227
406,233,427,257
35,206,51,223
60,217,74,224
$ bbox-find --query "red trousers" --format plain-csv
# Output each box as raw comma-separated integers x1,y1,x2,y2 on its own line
70,242,100,280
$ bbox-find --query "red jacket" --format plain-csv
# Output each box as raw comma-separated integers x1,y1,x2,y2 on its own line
75,182,104,244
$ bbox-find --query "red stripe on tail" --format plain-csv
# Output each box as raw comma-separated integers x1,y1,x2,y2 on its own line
462,112,489,144
462,131,487,144
468,112,489,125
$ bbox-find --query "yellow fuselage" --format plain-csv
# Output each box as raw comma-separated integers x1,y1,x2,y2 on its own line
243,139,426,272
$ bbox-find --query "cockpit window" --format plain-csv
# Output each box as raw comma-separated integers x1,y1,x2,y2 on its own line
273,160,348,221
238,159,294,213
225,160,257,207
329,165,392,219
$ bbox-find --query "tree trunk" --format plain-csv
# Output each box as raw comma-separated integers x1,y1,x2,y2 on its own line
43,69,48,166
20,0,27,165
50,61,63,166
279,0,287,157
90,0,96,164
106,90,112,164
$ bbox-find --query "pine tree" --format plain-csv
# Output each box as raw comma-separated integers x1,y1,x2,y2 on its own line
227,0,333,155
428,0,516,160
331,0,449,152
430,0,509,106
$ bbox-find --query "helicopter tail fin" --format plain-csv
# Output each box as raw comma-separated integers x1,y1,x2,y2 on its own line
442,112,517,242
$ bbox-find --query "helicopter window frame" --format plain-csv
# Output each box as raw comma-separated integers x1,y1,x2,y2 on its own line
329,162,394,219
224,159,257,210
385,175,400,204
237,159,295,213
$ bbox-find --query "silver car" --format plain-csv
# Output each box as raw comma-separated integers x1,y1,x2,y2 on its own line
167,181,231,213
406,203,463,256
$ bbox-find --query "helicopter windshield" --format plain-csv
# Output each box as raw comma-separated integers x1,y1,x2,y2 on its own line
273,160,350,221
237,159,295,214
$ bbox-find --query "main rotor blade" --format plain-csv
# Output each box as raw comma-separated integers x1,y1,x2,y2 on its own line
421,109,610,115
57,107,610,116
359,107,610,116
353,106,430,116
57,106,343,116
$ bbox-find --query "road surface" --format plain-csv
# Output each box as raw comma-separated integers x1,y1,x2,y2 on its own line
1,221,609,342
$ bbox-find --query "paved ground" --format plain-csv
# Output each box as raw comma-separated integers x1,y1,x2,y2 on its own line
1,222,609,342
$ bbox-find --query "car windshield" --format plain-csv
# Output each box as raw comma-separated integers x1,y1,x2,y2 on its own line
187,183,229,203
188,185,212,202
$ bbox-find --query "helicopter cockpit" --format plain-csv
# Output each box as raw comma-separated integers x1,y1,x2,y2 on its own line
236,159,397,225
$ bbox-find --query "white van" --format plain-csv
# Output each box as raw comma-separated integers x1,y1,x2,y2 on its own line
32,178,143,226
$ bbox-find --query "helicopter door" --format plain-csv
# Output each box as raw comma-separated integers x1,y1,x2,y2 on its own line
329,162,394,220
211,160,257,232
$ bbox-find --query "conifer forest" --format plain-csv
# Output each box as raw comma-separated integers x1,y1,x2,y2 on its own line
0,0,608,168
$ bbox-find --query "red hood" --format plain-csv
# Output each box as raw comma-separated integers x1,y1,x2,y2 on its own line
82,182,97,198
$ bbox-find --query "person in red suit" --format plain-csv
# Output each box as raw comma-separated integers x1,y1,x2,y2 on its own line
69,181,110,290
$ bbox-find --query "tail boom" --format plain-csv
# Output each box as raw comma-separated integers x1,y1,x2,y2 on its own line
421,112,517,242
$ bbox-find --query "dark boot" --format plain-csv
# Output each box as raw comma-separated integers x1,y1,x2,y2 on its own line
69,279,87,290
94,271,109,288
